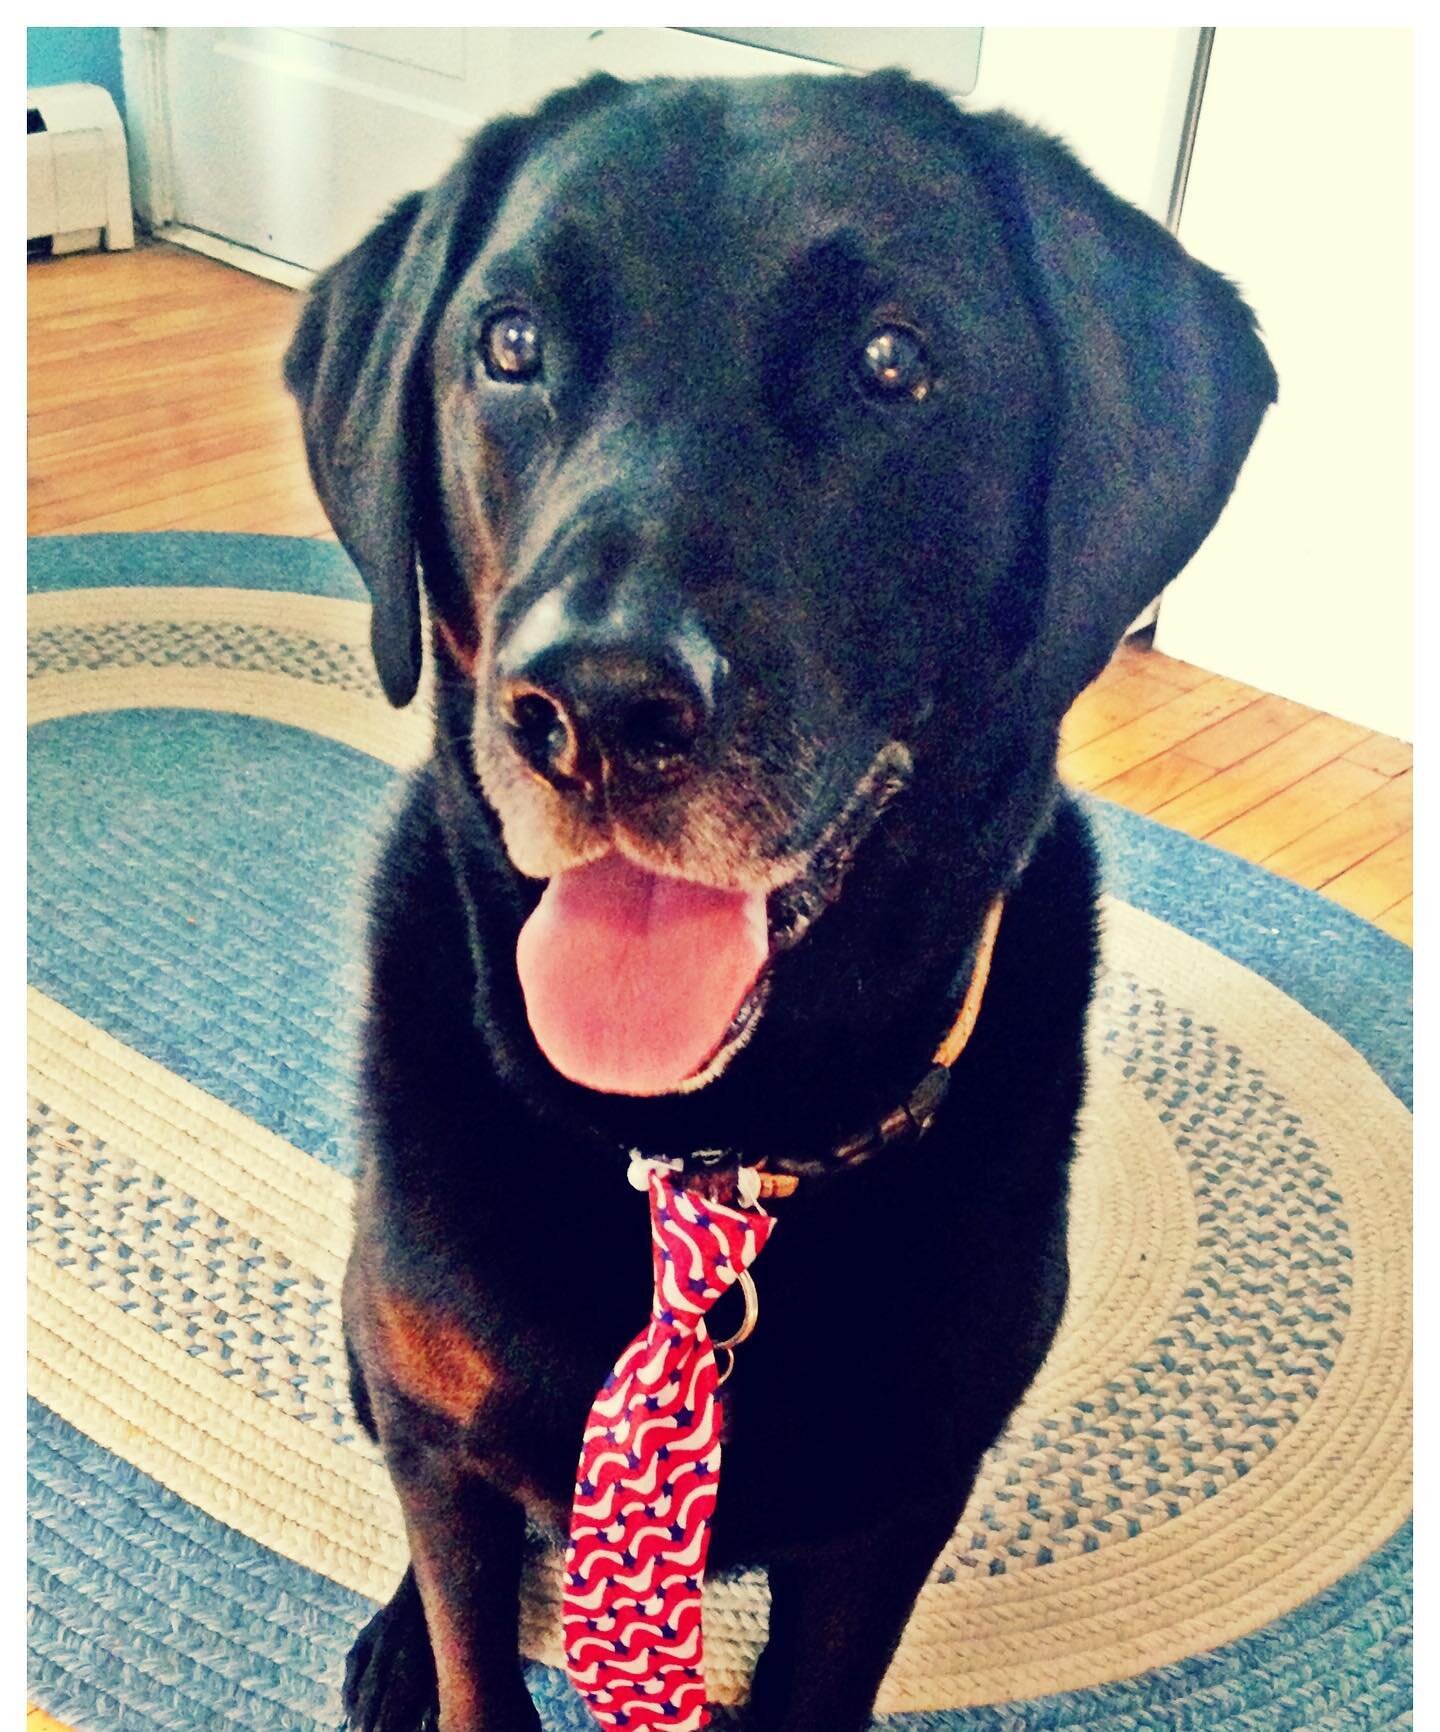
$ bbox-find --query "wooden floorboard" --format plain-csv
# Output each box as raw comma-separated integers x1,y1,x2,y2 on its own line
1060,675,1263,791
1323,831,1416,922
27,241,1412,940
1144,714,1373,837
1204,755,1388,863
1170,690,1314,772
1375,895,1412,946
1058,663,1183,753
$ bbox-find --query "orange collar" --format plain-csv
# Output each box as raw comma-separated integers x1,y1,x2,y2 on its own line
932,895,1005,1068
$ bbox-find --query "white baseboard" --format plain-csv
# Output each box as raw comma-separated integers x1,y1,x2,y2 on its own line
154,223,315,291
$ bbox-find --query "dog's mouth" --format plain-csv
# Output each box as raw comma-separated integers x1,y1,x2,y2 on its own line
514,742,911,1097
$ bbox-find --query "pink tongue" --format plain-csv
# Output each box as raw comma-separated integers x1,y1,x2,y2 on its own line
516,854,768,1096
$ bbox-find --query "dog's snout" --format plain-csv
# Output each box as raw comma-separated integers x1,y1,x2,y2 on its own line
498,628,720,798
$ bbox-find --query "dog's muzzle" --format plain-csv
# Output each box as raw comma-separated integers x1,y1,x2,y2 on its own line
496,594,724,805
490,572,909,1101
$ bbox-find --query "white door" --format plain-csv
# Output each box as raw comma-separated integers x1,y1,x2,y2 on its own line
137,27,979,279
146,28,772,275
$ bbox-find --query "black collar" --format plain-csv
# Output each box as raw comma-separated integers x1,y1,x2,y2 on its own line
667,897,1005,1203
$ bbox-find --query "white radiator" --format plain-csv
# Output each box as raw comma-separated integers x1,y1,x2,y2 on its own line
27,82,135,256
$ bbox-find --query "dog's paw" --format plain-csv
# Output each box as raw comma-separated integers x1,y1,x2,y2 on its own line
344,1569,439,1732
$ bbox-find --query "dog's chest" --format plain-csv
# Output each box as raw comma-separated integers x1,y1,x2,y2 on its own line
349,1184,983,1560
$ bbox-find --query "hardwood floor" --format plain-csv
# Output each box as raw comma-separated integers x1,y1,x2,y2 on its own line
27,241,1412,945
27,243,330,538
1059,645,1413,942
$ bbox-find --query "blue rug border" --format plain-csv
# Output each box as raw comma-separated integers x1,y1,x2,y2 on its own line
27,531,368,602
29,1400,1411,1730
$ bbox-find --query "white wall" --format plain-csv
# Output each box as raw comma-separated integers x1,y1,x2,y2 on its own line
1153,28,1413,741
971,27,1200,223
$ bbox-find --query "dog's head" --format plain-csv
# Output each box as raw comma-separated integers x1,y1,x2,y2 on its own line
287,72,1275,1104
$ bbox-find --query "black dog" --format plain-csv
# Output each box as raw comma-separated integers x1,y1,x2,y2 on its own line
285,70,1275,1732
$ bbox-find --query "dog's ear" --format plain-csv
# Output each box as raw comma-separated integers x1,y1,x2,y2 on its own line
284,121,531,706
961,107,1278,708
284,75,628,706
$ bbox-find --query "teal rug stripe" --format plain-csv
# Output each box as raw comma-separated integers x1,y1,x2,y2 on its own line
28,1401,368,1732
1083,798,1412,1110
28,531,368,600
28,1396,1411,1731
28,709,402,1171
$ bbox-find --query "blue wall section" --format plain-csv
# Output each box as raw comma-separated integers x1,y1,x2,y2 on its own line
27,26,126,120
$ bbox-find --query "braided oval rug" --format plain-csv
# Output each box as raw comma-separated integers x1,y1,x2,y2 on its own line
27,533,1412,1730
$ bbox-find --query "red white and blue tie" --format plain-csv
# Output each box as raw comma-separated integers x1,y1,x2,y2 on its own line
563,1165,775,1730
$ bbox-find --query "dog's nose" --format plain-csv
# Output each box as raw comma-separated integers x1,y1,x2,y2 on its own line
498,628,719,797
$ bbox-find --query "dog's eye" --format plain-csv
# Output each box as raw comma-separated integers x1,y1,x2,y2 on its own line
858,325,930,402
481,309,543,383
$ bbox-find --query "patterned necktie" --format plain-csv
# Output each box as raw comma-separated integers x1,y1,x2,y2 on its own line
563,1166,775,1730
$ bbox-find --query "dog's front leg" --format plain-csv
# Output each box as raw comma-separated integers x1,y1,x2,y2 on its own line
745,1492,971,1732
376,1426,540,1732
342,1233,545,1730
